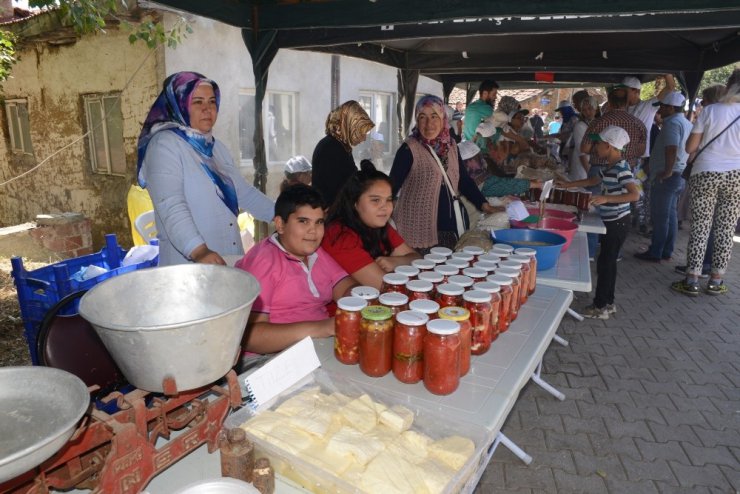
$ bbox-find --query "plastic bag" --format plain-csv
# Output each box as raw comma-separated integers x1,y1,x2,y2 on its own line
122,245,159,267
127,185,154,246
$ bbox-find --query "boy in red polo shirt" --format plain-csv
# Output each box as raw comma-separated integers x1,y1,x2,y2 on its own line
236,184,355,354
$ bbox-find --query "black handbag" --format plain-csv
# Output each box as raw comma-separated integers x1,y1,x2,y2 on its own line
682,114,740,180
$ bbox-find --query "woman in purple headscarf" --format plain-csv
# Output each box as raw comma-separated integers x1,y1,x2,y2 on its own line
389,94,498,251
138,72,274,266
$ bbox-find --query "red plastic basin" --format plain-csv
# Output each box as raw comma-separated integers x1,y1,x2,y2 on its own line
526,207,577,222
530,218,578,252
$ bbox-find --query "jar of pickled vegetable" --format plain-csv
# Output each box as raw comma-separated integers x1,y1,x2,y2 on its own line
381,273,409,295
473,260,498,275
463,290,492,356
509,255,532,305
351,285,380,306
446,258,469,270
334,296,368,365
472,281,502,342
424,253,447,265
514,248,537,295
462,245,484,262
478,253,502,264
447,274,474,290
430,246,453,258
438,306,472,376
462,267,488,283
393,310,429,384
359,305,394,377
433,264,459,283
409,299,440,320
406,279,434,302
423,319,461,395
435,283,464,309
379,292,409,318
412,259,435,272
487,274,513,333
395,265,420,281
495,267,521,322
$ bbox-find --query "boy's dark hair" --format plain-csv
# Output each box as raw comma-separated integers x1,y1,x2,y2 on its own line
274,184,325,222
479,79,499,94
327,160,394,258
607,88,628,109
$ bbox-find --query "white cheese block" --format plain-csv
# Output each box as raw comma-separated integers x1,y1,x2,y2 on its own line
367,424,401,445
386,430,432,464
339,395,378,433
427,435,475,470
326,426,385,466
359,393,388,414
275,387,322,416
302,440,353,476
287,406,334,437
359,451,431,494
263,424,314,456
240,410,286,440
417,458,456,494
379,404,415,433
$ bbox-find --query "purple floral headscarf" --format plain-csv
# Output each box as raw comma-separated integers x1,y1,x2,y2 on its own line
411,94,452,166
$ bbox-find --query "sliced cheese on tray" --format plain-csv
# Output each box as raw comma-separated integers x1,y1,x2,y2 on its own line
339,395,378,433
379,404,414,433
428,435,475,470
326,426,385,466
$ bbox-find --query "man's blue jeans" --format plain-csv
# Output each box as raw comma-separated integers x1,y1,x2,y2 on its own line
648,172,684,259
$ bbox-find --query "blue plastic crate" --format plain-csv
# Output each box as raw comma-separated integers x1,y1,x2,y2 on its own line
11,233,158,364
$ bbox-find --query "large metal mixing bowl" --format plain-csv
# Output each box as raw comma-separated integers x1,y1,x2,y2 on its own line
78,264,260,393
0,367,89,483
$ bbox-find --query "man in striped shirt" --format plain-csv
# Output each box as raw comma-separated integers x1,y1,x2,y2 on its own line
558,126,640,320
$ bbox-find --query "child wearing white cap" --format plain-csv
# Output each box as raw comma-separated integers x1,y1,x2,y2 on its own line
556,125,640,319
281,155,312,192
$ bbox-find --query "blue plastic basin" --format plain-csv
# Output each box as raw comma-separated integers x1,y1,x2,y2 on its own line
491,229,567,271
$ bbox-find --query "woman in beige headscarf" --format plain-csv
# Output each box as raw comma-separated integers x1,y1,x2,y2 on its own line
312,100,374,207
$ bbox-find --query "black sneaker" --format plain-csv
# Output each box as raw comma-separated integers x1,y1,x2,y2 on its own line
674,265,710,279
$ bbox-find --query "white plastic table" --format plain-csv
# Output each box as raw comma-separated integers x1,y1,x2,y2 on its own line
537,231,592,293
577,211,606,234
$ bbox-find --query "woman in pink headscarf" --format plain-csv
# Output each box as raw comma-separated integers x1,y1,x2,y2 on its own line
389,95,498,251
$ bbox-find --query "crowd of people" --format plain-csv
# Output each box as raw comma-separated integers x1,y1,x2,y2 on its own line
136,68,739,355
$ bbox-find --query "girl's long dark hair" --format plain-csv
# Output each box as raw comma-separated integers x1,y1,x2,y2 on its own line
326,160,394,259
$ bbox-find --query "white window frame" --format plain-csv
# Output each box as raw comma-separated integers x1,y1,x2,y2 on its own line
5,99,33,155
265,90,297,166
83,93,126,176
359,90,396,154
238,88,257,168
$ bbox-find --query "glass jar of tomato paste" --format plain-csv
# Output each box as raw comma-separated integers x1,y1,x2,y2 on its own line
473,281,502,342
447,274,474,290
509,255,533,305
411,259,435,272
351,285,380,306
409,299,440,320
479,253,502,264
334,296,368,365
514,248,537,295
381,273,409,295
487,274,513,333
435,283,464,309
438,306,472,377
434,264,459,283
392,310,429,384
463,290,492,356
495,267,521,322
418,270,443,287
359,305,394,377
424,253,447,265
473,260,498,275
462,267,488,284
395,265,420,281
423,319,461,395
406,279,434,302
446,258,469,270
379,292,409,318
462,245,484,262
430,246,453,258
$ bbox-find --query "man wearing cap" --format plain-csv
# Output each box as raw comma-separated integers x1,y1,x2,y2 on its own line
463,80,500,140
634,92,692,263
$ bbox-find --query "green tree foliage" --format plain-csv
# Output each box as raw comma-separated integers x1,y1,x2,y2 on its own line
698,63,738,93
0,30,17,85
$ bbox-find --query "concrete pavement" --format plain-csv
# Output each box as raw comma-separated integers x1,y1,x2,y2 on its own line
475,225,740,493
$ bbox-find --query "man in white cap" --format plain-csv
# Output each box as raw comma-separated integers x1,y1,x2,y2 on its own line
281,155,312,191
634,91,692,263
557,125,640,319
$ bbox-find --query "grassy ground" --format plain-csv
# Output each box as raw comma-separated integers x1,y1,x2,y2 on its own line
0,259,42,366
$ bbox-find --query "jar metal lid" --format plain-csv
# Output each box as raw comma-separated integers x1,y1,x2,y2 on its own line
382,273,409,285
436,283,464,295
451,251,474,262
411,259,435,271
462,267,487,279
509,255,531,264
395,265,420,277
424,253,447,264
478,253,502,263
448,274,474,288
434,265,459,276
473,281,501,293
492,244,514,254
406,279,433,293
438,306,471,321
426,318,460,335
473,261,497,272
351,285,379,300
487,274,513,286
379,292,409,307
430,246,452,257
500,260,524,270
446,258,469,269
463,289,492,303
495,268,519,279
396,310,429,326
409,299,440,314
418,271,444,284
361,305,393,321
337,296,368,312
462,246,485,256
513,248,536,257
